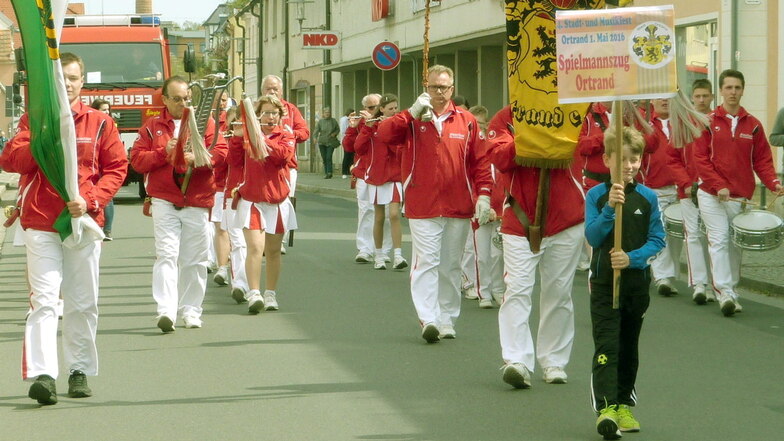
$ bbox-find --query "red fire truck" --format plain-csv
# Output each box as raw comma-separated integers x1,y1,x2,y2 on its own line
60,14,193,196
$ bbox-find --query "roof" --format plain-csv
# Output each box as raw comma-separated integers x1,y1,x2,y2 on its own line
203,3,230,26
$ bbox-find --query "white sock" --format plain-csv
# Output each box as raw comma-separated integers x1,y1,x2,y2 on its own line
375,248,384,259
394,248,402,257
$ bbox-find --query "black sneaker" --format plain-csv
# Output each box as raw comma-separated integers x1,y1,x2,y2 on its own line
103,230,113,241
28,375,58,405
68,370,92,398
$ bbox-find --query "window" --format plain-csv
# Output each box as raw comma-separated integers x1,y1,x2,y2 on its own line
676,21,717,95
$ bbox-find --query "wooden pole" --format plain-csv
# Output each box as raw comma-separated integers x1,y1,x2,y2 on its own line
612,100,623,309
422,0,431,87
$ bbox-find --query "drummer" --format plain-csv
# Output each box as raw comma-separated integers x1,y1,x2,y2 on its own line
692,69,783,317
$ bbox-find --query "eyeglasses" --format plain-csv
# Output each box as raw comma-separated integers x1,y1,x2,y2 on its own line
426,85,453,94
365,105,377,110
165,96,188,103
259,111,280,117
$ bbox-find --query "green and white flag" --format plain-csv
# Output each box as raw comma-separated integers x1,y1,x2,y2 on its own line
11,0,103,246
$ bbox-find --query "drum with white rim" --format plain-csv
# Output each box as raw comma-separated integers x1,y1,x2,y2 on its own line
662,203,684,239
730,210,784,251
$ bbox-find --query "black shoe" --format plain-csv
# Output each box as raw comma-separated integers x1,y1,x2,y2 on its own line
103,231,113,241
68,370,92,398
325,173,333,179
28,375,58,405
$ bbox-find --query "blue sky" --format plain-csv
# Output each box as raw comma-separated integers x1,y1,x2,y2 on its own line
81,0,223,25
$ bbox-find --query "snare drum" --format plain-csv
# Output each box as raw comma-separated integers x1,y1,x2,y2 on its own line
730,210,784,251
663,204,684,239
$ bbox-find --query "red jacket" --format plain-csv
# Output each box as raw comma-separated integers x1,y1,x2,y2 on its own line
130,108,227,208
486,107,585,237
0,102,127,231
640,116,675,189
355,123,402,185
224,136,245,201
212,110,229,189
666,133,704,199
281,99,309,170
576,102,611,189
376,103,492,219
232,126,296,204
694,105,780,199
342,123,368,180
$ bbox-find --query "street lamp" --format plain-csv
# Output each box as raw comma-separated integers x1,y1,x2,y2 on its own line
287,0,323,32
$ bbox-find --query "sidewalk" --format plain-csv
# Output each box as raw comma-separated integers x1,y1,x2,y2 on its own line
2,170,783,294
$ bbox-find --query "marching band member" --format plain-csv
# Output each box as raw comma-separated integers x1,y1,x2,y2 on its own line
376,65,492,343
353,93,408,271
0,53,127,404
693,69,782,316
211,91,233,286
230,95,297,313
487,106,585,388
131,76,227,333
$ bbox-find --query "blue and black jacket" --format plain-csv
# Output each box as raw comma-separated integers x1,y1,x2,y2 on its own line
585,181,666,286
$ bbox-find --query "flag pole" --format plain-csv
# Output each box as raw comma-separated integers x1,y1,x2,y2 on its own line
612,99,623,309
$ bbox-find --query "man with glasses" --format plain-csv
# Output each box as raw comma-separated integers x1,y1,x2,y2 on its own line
343,94,392,264
130,75,228,332
377,65,493,343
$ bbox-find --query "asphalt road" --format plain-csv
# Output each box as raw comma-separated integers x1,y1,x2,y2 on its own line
1,190,783,441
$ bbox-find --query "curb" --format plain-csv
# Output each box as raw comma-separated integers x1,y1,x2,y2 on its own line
297,183,355,201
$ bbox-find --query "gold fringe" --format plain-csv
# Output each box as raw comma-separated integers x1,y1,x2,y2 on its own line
514,156,573,170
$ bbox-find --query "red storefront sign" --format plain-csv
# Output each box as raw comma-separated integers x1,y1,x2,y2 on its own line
372,0,390,21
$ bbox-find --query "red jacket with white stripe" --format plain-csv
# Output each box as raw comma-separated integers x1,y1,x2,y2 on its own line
375,103,492,219
694,105,780,199
640,116,675,189
486,106,585,238
576,102,611,189
130,108,227,208
666,133,704,200
342,123,368,180
355,123,402,185
231,126,296,204
212,110,229,190
0,102,127,231
281,99,309,170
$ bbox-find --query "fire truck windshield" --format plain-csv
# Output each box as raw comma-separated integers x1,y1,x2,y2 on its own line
61,42,164,85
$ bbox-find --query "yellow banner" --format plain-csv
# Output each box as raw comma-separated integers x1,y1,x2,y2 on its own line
555,5,676,103
506,0,600,169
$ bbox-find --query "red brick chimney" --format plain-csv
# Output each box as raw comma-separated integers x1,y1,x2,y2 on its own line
136,0,153,14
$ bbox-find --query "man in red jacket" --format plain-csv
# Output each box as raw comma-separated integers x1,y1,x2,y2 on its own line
487,106,585,388
130,76,227,332
694,69,782,316
0,53,127,404
376,65,493,343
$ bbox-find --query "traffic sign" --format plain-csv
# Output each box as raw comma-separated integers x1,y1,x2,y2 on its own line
371,42,401,71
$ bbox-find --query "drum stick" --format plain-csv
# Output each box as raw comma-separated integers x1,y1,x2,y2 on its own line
728,198,758,206
766,192,781,209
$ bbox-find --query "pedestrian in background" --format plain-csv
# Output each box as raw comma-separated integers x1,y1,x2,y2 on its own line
339,108,354,178
585,126,665,440
376,65,492,343
90,99,116,241
0,53,127,404
314,107,340,179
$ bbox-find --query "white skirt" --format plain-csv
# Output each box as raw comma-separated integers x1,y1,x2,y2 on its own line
234,197,297,235
210,192,225,223
366,181,402,205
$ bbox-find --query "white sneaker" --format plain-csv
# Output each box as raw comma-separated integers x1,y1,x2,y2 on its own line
734,299,743,313
342,175,348,179
421,322,440,343
543,366,568,384
355,251,372,263
393,255,408,270
719,294,736,317
439,324,456,339
692,284,707,305
492,291,504,306
183,315,202,329
656,278,678,297
247,291,265,314
55,299,64,318
463,286,478,300
706,289,717,302
207,261,218,273
231,287,247,304
374,258,386,270
263,290,279,311
213,265,229,286
383,255,391,263
280,245,287,255
502,363,531,389
479,298,495,309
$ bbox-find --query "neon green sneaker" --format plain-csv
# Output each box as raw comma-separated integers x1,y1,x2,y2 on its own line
596,405,621,440
617,404,640,432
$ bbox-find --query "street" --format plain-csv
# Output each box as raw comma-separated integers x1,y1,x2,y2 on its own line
1,189,783,441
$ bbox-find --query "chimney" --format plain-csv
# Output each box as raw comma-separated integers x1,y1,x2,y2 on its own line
136,0,153,14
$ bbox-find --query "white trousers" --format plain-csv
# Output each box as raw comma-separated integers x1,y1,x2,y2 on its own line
23,229,101,379
151,198,209,321
356,178,391,255
650,186,682,282
498,224,583,372
680,198,710,287
289,168,298,197
697,189,742,299
223,200,248,292
409,217,469,326
462,221,504,300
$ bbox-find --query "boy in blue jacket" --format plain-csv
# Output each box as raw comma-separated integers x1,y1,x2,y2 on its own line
585,126,666,440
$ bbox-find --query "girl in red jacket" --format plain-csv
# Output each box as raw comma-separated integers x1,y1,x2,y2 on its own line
230,96,297,314
354,93,408,270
